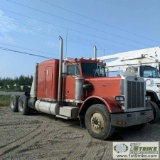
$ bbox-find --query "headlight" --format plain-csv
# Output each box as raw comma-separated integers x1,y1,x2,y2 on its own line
146,79,154,87
115,96,125,103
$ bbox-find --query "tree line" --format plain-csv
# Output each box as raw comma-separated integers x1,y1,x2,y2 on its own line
0,75,33,92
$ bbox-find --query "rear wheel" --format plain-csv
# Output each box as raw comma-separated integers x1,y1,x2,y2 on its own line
18,95,30,115
10,95,19,112
85,104,115,140
148,101,160,123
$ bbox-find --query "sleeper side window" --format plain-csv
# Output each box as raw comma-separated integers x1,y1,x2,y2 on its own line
67,64,80,75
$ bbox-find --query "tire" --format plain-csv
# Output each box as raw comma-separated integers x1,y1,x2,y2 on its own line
148,101,160,123
10,95,19,112
18,95,30,115
85,104,115,140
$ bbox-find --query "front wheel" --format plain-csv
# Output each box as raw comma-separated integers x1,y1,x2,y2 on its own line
148,101,160,123
18,95,30,115
85,104,115,140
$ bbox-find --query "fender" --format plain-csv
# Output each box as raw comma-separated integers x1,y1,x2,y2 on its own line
79,95,124,116
146,90,159,103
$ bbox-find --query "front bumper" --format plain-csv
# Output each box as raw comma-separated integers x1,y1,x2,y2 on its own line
110,109,153,127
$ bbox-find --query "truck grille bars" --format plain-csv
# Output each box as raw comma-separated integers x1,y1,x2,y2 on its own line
127,81,145,109
121,76,145,111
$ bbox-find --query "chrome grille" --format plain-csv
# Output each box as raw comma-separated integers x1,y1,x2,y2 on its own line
127,81,145,109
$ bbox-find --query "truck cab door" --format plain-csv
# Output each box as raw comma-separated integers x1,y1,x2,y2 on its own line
62,64,80,101
45,66,53,98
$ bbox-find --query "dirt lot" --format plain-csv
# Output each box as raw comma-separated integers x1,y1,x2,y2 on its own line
0,106,160,160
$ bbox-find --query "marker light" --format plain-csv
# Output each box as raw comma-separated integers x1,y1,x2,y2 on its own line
117,121,126,125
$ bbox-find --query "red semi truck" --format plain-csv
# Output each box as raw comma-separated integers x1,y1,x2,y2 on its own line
10,37,154,140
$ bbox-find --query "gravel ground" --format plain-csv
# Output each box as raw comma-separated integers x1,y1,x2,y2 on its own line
0,106,160,160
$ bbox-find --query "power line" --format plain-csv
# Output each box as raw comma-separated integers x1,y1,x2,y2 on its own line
39,0,160,44
0,43,58,56
67,37,122,54
0,8,66,29
1,21,120,55
69,29,139,48
1,19,121,53
7,16,123,51
2,19,125,53
0,8,139,49
68,34,124,51
5,0,150,47
0,47,52,59
13,17,123,51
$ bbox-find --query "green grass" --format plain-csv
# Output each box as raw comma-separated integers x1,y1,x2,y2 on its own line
0,95,10,106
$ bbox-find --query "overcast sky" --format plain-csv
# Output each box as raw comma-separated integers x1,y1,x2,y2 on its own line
0,0,160,78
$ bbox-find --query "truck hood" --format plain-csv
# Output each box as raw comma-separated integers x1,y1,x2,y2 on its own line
84,77,121,99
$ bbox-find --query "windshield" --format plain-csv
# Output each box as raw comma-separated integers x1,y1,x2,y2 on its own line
140,66,159,78
81,62,106,77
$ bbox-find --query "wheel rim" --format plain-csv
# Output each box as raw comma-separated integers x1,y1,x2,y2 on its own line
19,99,24,112
91,113,104,133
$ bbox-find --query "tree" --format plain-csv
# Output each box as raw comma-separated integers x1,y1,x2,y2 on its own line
0,75,33,92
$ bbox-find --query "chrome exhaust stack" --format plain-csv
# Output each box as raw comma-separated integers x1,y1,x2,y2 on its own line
57,36,63,103
94,45,97,59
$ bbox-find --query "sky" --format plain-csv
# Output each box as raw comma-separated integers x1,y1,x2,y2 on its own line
0,0,160,78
